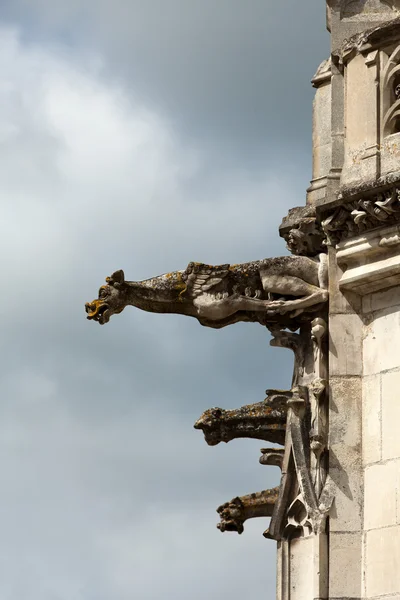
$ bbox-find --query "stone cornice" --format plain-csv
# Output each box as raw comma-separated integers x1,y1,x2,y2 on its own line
319,180,400,245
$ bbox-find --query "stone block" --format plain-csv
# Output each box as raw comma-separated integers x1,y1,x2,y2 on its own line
382,370,400,461
328,247,362,315
364,309,400,376
329,377,362,469
329,377,363,532
364,285,400,313
364,461,397,530
329,532,362,598
365,526,400,597
329,314,363,376
362,375,381,466
329,466,363,532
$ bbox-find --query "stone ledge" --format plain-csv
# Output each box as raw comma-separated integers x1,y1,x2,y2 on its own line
337,224,400,294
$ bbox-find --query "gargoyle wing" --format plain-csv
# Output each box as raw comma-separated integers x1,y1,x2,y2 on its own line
182,262,231,298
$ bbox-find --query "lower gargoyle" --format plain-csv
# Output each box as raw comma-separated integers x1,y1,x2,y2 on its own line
217,487,279,534
194,389,290,446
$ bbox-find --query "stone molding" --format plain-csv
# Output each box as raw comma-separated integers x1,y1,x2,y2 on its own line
336,222,400,293
321,184,400,244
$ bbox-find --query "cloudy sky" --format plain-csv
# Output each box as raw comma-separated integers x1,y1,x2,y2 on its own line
0,3,328,599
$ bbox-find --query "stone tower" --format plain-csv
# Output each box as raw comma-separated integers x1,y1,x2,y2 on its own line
274,1,400,597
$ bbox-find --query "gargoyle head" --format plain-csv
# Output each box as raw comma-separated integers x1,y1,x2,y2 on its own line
193,407,226,446
85,270,128,325
194,391,288,446
217,498,244,534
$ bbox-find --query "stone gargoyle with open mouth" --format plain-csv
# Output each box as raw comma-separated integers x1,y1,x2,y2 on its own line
85,255,328,329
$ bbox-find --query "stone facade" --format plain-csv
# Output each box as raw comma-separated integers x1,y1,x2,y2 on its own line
278,2,400,598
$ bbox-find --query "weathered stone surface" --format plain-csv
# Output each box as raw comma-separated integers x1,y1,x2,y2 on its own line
341,52,379,187
362,375,381,466
216,487,279,534
322,187,400,246
194,389,289,446
329,466,364,532
328,246,362,315
329,532,362,598
329,314,363,375
364,308,400,375
85,255,328,330
329,377,362,469
363,283,400,312
329,377,363,533
279,206,326,256
330,4,400,59
336,226,400,295
308,58,332,206
259,447,285,468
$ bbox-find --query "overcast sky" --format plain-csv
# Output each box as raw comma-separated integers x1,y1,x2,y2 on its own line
0,3,328,599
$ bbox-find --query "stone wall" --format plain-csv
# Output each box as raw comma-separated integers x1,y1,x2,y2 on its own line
328,248,364,599
362,285,400,598
328,224,400,598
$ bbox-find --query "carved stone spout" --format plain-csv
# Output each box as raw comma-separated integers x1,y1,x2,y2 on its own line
85,254,328,330
194,390,291,446
217,487,279,534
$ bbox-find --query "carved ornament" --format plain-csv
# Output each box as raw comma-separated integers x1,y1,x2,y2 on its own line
85,253,329,330
279,206,327,257
321,185,400,244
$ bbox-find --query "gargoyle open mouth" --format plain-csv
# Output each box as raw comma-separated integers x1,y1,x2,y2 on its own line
193,423,222,446
217,519,243,534
85,300,110,325
204,430,223,446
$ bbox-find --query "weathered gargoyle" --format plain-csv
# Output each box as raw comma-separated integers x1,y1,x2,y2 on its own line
193,389,291,446
217,487,279,534
85,255,328,329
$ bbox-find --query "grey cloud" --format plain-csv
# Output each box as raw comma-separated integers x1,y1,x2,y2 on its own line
0,29,298,600
1,0,329,167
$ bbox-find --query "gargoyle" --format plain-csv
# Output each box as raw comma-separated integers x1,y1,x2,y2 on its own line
193,389,290,446
217,487,279,534
85,255,328,330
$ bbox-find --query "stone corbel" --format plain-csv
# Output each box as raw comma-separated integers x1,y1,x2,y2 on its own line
259,448,285,469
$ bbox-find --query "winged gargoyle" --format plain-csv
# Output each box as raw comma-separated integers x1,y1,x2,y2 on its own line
193,389,291,446
85,255,328,329
217,488,279,534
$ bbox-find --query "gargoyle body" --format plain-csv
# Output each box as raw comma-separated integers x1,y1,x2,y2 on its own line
85,255,328,329
194,389,290,446
217,487,279,534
